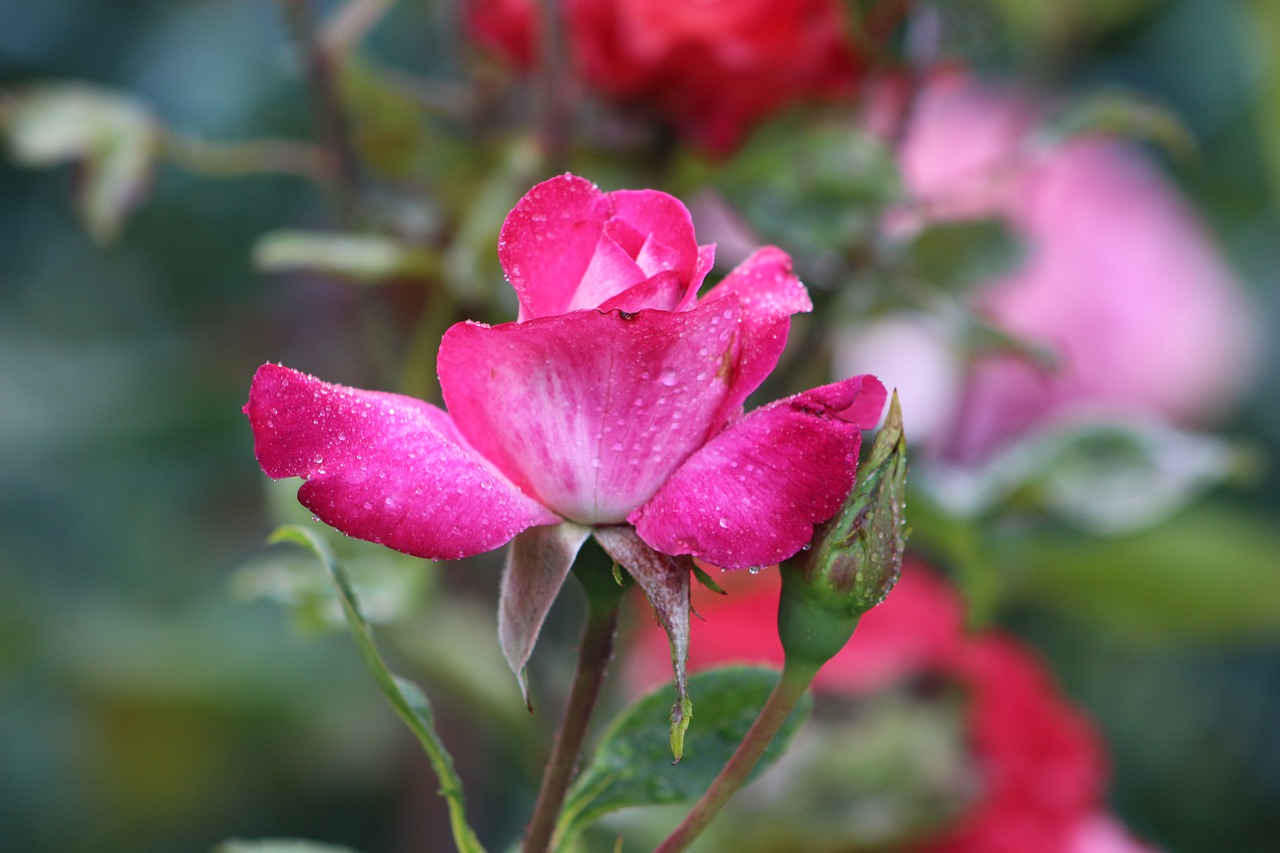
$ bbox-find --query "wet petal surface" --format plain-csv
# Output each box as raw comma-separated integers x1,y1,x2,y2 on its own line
630,375,888,569
439,301,742,524
245,364,559,560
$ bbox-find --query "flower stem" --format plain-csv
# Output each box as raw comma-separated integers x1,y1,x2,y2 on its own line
534,0,572,172
277,0,364,217
654,658,821,853
522,567,624,853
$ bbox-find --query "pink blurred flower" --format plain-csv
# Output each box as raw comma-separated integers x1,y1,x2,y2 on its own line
627,561,1155,852
466,0,865,153
838,74,1258,461
246,173,883,689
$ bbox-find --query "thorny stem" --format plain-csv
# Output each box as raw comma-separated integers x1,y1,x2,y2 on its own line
277,0,364,218
521,577,623,853
654,658,820,853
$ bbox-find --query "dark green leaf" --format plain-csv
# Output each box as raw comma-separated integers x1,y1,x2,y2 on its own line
907,219,1025,295
555,666,813,845
713,122,902,259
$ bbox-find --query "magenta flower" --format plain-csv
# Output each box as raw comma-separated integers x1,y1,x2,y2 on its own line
245,174,884,700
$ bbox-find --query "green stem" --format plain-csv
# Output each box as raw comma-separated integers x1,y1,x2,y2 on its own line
654,659,820,853
277,0,364,217
522,572,624,853
534,0,572,172
271,526,486,853
161,132,330,182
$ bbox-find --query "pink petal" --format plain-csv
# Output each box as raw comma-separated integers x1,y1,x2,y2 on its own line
499,174,611,320
565,229,648,312
244,364,559,560
598,270,686,313
629,375,887,569
609,188,701,282
698,247,813,422
439,301,743,525
498,521,591,707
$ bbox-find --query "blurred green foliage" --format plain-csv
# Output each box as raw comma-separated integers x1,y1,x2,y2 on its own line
1,0,1279,851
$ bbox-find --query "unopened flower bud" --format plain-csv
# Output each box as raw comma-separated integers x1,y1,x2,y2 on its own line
778,392,908,667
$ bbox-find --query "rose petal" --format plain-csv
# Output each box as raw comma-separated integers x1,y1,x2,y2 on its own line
565,229,648,312
598,270,685,313
499,173,611,320
609,188,701,282
498,521,592,707
593,525,695,760
629,375,887,569
698,247,812,422
245,363,559,560
439,301,742,524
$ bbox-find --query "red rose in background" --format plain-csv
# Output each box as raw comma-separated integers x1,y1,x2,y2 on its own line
467,0,864,153
627,562,1155,852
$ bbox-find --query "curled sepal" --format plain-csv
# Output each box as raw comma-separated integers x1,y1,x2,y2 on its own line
593,526,694,761
498,521,592,709
778,391,908,668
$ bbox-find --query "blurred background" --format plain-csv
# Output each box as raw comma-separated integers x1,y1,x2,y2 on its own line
1,1,1279,851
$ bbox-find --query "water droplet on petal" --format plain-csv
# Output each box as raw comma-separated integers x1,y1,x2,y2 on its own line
718,517,728,528
659,368,678,387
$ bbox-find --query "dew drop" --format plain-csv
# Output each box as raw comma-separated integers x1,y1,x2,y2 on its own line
659,369,678,387
718,517,728,528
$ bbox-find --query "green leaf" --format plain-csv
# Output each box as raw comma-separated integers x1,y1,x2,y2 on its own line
1004,502,1280,642
268,525,486,853
2,84,159,243
921,418,1241,534
554,666,813,845
230,546,432,634
253,229,438,284
906,219,1025,295
214,840,362,853
1037,88,1197,161
713,122,902,259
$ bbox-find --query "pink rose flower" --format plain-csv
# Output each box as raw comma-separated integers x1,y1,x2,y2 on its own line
627,561,1155,852
246,173,884,692
466,0,864,153
838,74,1258,462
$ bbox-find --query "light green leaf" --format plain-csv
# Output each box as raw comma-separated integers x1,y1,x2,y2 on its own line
214,840,362,853
1037,88,1197,161
554,666,813,846
230,546,431,634
921,418,1241,534
253,229,438,284
2,84,159,242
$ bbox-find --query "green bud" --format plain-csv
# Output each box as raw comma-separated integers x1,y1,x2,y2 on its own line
778,392,908,667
